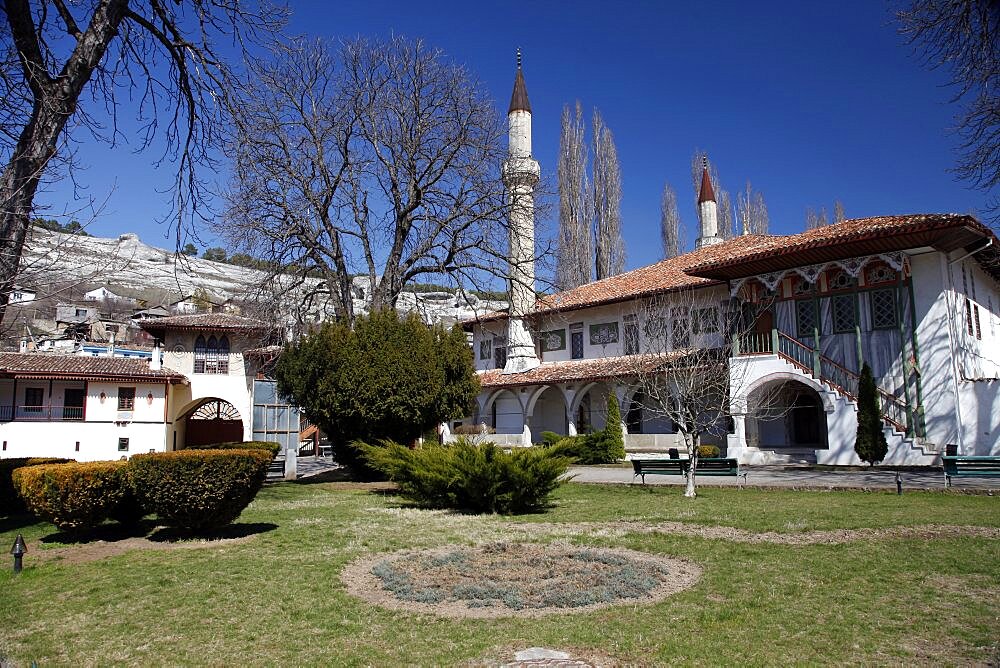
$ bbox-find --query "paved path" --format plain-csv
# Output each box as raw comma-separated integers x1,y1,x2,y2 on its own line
266,455,342,482
569,465,999,492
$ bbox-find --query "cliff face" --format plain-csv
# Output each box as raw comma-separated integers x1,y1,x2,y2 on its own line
21,229,507,326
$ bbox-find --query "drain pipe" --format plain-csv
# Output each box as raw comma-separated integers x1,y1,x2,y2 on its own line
943,238,994,453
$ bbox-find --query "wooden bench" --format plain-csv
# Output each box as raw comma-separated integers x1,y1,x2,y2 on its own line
632,457,746,486
942,455,1000,488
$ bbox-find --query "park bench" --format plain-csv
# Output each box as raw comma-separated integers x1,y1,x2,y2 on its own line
631,457,747,487
941,455,1000,488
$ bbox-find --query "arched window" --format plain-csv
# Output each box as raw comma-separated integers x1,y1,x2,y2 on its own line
194,335,207,373
193,334,230,375
206,336,219,373
218,336,230,373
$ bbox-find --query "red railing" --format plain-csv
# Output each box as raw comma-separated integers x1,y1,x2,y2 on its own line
747,331,910,435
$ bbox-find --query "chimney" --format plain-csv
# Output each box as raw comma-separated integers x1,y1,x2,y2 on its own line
150,339,162,371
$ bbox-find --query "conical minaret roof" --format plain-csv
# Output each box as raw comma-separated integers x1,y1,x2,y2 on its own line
508,50,531,114
698,160,716,204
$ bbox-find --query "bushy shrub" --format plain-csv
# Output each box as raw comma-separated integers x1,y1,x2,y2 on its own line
12,461,128,531
127,449,271,530
697,444,721,459
542,396,626,465
361,438,571,514
452,424,495,436
187,441,281,457
1,457,72,514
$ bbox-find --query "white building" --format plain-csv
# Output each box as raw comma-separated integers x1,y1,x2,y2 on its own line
0,313,300,461
460,62,1000,466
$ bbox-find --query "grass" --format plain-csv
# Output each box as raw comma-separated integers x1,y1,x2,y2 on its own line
0,482,997,665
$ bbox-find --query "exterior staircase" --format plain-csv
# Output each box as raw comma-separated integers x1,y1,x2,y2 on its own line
739,331,939,459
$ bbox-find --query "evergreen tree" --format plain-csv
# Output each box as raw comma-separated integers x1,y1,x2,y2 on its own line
855,363,888,466
602,394,626,461
275,311,479,471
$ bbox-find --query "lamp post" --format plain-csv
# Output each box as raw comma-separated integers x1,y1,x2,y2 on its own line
11,533,26,573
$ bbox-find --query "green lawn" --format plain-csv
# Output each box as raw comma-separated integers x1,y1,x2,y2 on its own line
1,483,998,665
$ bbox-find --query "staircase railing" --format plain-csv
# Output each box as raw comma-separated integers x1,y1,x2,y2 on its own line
769,332,909,435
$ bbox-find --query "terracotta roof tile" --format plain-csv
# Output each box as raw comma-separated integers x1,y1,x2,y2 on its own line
477,352,686,388
465,213,994,328
686,213,990,278
139,313,268,332
0,353,187,382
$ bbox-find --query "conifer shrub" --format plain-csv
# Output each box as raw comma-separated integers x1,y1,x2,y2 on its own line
128,449,271,530
855,363,889,466
187,440,282,457
361,438,571,514
1,457,72,514
546,395,627,465
12,461,129,531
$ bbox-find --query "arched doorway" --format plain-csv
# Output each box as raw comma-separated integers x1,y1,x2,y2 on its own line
747,379,828,451
528,386,567,437
183,398,244,447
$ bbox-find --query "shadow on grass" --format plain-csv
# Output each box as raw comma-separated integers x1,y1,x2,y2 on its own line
39,518,159,545
147,522,278,543
0,512,43,534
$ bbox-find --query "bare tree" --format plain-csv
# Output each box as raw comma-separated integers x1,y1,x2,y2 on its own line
621,288,779,497
592,110,625,279
0,0,283,326
805,207,830,230
555,102,592,290
737,181,770,235
898,0,999,217
660,182,682,259
690,150,733,239
833,200,846,224
222,37,514,325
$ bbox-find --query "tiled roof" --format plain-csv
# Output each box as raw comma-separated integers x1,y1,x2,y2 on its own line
464,234,779,327
0,353,187,382
464,213,995,329
687,213,992,279
477,352,687,389
139,313,268,332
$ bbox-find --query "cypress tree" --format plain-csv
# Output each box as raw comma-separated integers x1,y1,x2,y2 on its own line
854,363,888,466
603,394,626,461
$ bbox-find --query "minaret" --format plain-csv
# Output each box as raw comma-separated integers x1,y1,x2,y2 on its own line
696,157,722,248
502,50,541,374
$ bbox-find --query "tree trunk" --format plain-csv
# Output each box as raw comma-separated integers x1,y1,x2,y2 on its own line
684,433,700,498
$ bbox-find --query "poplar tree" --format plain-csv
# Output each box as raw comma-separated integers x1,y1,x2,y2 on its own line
592,111,625,279
660,182,682,259
555,102,592,290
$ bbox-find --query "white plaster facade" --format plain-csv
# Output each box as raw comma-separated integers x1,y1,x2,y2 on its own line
463,216,1000,465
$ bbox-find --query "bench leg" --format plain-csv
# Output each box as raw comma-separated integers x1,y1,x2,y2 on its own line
944,472,951,489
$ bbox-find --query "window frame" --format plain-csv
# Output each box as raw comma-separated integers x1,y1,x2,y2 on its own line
24,387,44,412
623,315,640,355
831,293,857,334
869,288,898,330
795,299,818,338
117,387,136,411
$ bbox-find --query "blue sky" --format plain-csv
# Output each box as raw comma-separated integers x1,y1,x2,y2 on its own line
34,0,993,273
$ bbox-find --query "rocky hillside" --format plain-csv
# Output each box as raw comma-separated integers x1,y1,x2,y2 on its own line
21,228,507,326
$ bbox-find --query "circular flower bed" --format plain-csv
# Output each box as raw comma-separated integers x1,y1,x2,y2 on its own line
341,542,701,618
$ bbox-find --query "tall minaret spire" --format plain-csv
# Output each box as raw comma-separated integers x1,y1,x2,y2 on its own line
502,50,541,375
696,156,722,248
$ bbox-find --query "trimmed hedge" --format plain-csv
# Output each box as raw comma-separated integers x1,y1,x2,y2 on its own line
12,461,128,531
128,449,271,530
361,438,571,514
1,458,73,514
697,444,721,459
186,441,281,457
